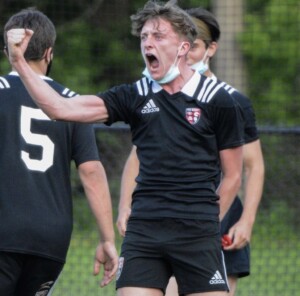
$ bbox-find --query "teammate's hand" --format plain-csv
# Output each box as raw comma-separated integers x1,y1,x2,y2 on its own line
6,28,34,63
222,234,233,248
93,241,119,287
116,206,131,237
223,219,252,250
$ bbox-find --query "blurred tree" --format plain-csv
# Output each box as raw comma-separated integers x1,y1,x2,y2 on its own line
2,0,299,137
240,0,300,126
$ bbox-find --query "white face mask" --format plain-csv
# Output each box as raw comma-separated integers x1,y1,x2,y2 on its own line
190,49,209,74
142,43,183,84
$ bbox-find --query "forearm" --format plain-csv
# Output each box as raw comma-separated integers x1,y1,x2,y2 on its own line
218,146,243,220
119,167,137,212
13,56,66,119
7,29,107,123
15,58,107,122
220,140,265,250
79,162,115,243
118,146,139,212
240,140,265,224
217,174,241,221
116,146,139,236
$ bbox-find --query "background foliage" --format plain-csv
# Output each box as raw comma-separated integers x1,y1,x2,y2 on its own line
0,0,300,295
240,0,300,125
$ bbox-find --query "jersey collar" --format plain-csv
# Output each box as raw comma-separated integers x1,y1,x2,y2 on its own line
181,71,201,97
148,71,202,96
9,71,53,81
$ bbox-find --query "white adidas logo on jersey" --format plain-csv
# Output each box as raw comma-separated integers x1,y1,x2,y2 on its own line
141,99,160,114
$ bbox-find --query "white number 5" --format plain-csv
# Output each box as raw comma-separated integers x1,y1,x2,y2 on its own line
21,106,54,172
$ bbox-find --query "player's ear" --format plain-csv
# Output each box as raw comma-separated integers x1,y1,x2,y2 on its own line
3,45,9,58
179,41,191,57
207,41,218,59
44,47,53,63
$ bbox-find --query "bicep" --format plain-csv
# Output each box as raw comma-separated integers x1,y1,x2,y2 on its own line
243,140,264,168
243,140,265,185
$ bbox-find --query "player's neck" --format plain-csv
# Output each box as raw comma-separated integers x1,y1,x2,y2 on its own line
162,66,194,94
28,61,47,76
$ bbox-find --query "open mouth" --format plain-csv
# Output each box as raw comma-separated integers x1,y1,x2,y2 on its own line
146,53,159,69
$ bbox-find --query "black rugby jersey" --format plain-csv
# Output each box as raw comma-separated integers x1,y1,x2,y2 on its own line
209,76,260,229
100,72,244,221
211,75,259,144
0,72,99,263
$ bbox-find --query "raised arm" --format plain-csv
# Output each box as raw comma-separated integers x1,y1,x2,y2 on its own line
7,28,107,123
225,139,264,250
78,160,118,287
116,146,139,237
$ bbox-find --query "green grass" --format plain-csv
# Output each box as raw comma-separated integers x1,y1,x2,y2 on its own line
53,230,119,295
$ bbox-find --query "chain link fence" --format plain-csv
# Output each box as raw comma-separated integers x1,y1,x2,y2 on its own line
1,0,299,295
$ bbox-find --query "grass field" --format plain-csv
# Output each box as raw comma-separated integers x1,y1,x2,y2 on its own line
53,199,300,296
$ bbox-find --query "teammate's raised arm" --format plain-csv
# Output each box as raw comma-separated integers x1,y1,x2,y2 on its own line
6,28,108,123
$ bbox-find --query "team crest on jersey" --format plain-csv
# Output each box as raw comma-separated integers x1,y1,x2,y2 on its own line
116,257,124,281
186,108,201,125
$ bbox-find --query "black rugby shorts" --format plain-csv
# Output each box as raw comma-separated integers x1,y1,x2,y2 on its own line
0,252,63,296
116,218,229,295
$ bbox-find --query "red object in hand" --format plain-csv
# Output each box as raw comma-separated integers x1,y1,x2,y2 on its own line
222,234,232,247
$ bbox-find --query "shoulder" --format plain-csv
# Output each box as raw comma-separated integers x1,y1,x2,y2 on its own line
196,76,236,107
135,77,162,96
46,78,78,98
219,80,253,109
0,75,11,89
0,73,16,90
100,78,156,102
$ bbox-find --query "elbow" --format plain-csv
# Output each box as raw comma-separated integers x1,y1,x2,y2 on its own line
79,161,107,182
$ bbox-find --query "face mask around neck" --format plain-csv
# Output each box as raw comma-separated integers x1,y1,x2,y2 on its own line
190,49,209,74
142,43,183,84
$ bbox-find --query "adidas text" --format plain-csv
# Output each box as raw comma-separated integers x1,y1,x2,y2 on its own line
209,279,225,285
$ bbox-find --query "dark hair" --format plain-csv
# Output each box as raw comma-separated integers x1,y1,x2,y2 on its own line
3,7,56,61
131,0,197,45
186,7,220,42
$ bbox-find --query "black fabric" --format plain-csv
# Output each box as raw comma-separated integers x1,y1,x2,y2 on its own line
0,252,63,296
100,73,244,220
0,73,99,263
117,218,229,294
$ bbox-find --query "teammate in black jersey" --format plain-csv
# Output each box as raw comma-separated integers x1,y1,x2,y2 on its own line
184,8,265,296
0,8,118,296
7,1,245,295
117,7,265,296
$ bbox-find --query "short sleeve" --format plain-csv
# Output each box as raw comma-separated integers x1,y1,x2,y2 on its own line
98,84,136,125
211,90,245,150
